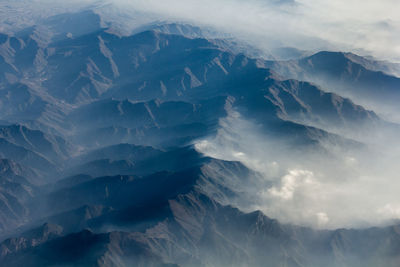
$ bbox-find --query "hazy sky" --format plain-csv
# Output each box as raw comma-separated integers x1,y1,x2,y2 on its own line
1,0,399,61
116,0,400,61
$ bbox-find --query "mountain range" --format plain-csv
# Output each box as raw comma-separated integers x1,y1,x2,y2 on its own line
0,8,400,267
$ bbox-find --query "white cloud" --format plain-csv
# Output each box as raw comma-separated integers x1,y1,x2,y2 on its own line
268,169,315,200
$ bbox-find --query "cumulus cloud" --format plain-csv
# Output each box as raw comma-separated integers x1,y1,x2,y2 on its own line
267,169,315,201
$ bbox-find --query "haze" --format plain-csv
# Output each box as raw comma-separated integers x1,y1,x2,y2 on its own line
1,0,399,62
196,110,400,229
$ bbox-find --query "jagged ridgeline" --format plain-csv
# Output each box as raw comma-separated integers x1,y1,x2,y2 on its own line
0,7,400,267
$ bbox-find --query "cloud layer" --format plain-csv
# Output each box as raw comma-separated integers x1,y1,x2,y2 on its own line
116,0,400,61
1,0,399,61
196,110,400,229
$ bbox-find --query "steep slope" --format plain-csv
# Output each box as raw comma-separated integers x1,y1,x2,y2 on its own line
267,51,400,117
0,83,72,134
0,124,75,184
261,78,381,133
21,151,261,234
343,52,400,78
69,97,226,131
0,138,56,174
43,29,232,103
69,97,228,149
0,124,72,163
3,188,400,267
0,159,39,237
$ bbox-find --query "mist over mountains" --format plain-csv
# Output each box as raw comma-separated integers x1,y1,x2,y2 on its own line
0,1,400,266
